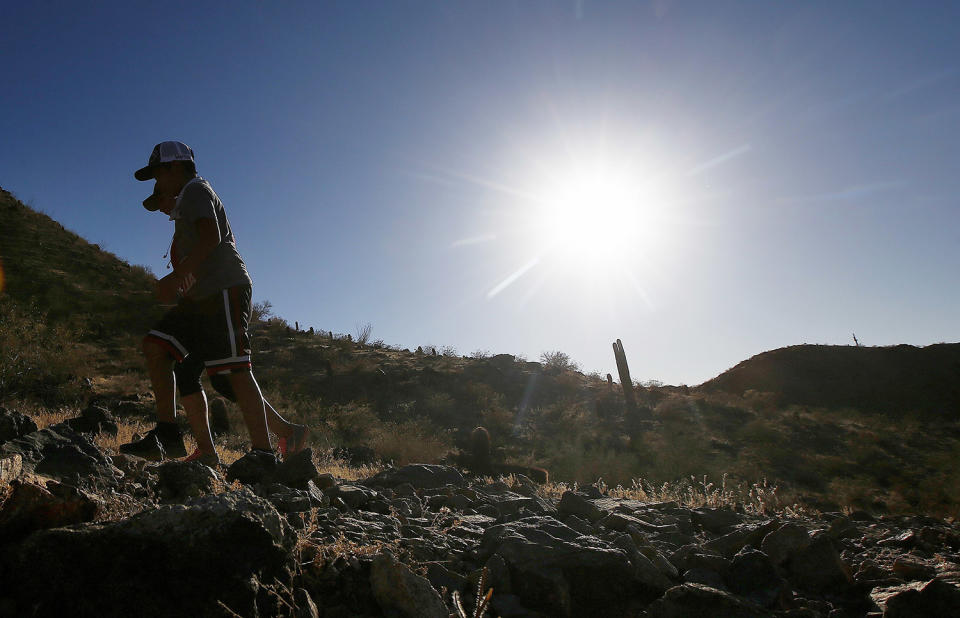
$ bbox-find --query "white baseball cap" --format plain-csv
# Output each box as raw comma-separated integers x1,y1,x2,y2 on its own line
134,141,195,181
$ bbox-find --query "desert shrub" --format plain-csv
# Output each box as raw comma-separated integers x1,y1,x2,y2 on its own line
0,300,87,404
416,392,458,426
540,350,578,372
250,299,274,323
324,402,380,445
354,322,372,345
370,417,452,465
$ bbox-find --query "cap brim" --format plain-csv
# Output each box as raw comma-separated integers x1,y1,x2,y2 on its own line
134,165,156,181
142,192,161,211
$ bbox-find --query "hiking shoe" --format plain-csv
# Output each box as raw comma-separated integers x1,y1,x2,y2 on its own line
119,423,186,460
278,424,309,461
182,448,221,468
226,448,278,484
118,432,166,461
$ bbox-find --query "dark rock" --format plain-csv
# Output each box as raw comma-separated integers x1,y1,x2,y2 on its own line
646,583,773,618
362,463,464,489
155,460,218,502
878,530,916,549
726,548,788,608
479,516,669,617
330,484,377,509
274,447,319,488
704,520,778,558
761,522,812,566
684,567,729,590
489,593,549,617
557,490,606,522
670,547,732,575
0,478,101,542
426,563,467,594
369,551,448,618
0,453,22,484
882,578,960,617
225,449,278,485
293,587,319,618
0,407,38,443
485,552,512,594
314,472,337,490
265,484,314,515
63,404,119,436
891,558,937,581
692,507,743,534
6,488,295,617
0,424,120,485
787,536,853,593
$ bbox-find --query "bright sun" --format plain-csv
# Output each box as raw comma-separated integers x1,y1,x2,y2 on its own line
443,137,691,304
532,165,663,273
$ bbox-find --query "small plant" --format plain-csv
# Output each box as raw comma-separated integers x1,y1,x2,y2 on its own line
250,299,274,323
355,322,372,345
540,350,578,372
453,567,492,618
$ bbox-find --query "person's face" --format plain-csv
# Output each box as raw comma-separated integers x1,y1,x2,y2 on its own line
152,163,178,196
151,181,177,215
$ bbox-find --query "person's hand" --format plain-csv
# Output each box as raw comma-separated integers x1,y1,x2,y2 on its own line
157,272,181,303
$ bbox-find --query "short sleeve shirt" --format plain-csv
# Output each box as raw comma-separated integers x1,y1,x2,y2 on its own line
170,177,252,299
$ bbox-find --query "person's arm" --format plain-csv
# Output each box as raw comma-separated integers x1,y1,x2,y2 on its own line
157,218,220,302
172,217,221,279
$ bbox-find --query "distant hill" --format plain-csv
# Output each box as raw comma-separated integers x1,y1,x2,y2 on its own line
701,343,960,416
0,185,160,341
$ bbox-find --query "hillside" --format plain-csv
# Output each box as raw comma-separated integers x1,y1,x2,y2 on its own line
703,343,960,416
2,189,960,517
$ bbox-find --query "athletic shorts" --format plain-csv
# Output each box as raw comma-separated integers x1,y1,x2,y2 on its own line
144,285,253,376
174,354,237,400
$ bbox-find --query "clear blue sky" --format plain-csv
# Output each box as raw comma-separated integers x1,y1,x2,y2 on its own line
2,1,958,385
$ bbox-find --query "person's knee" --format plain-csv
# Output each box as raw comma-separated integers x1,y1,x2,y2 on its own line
142,337,171,362
209,373,237,402
226,369,254,386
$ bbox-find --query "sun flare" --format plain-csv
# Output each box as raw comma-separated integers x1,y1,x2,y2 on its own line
537,169,646,260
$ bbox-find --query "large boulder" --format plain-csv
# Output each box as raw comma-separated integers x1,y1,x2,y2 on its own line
882,578,960,618
646,583,773,618
4,488,296,617
0,477,101,543
0,407,38,443
369,551,448,618
785,535,853,593
61,404,119,436
478,515,669,617
154,459,219,502
0,453,22,484
0,424,120,485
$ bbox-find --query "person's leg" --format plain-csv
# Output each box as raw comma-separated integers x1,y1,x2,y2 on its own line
227,370,272,451
181,390,216,455
208,372,306,456
143,338,177,423
120,334,187,459
176,355,218,457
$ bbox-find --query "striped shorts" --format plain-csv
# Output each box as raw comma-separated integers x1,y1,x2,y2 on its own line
144,285,253,375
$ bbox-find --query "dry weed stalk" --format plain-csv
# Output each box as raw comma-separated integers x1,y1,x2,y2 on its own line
453,566,492,618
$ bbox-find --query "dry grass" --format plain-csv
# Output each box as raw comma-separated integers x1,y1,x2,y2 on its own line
534,473,815,517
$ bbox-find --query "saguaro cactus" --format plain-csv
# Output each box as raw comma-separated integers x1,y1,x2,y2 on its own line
613,339,636,410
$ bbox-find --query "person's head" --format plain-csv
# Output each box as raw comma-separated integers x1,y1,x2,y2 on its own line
135,141,198,212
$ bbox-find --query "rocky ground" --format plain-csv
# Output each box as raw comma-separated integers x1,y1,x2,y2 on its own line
2,404,960,618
